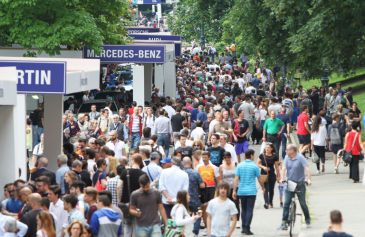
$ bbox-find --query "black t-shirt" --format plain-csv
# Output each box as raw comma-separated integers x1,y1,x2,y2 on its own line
176,146,193,158
234,119,249,143
120,168,146,203
171,113,185,132
349,108,361,118
207,146,225,167
323,231,353,237
258,154,279,176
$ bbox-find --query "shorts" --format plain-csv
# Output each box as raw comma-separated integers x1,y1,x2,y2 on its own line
331,144,342,154
298,134,311,145
235,140,249,155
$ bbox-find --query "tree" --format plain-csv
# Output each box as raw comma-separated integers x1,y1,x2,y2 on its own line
0,0,130,55
167,0,233,45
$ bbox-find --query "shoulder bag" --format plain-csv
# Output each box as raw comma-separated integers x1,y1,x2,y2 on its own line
258,154,269,184
343,132,358,164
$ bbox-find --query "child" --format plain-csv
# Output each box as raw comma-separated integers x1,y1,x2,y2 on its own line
278,162,285,207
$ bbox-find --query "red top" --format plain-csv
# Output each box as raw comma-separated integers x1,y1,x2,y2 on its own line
297,112,309,135
345,131,361,155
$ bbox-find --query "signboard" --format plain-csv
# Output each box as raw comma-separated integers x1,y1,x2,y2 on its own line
83,45,166,63
127,27,160,34
0,60,66,94
130,35,182,56
136,0,161,4
129,34,181,41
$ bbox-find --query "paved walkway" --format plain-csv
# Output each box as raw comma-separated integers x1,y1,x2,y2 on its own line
223,145,365,237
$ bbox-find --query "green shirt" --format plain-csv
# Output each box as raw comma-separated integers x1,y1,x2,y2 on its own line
263,118,284,135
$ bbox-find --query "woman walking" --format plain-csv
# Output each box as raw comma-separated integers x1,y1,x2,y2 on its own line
219,151,240,219
311,115,328,174
257,143,280,208
343,122,364,183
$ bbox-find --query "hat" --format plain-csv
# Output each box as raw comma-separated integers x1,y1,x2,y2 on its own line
160,157,172,164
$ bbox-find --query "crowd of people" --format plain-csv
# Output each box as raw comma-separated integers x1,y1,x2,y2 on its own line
3,49,360,237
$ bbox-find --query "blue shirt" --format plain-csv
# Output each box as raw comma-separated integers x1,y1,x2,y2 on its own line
191,108,199,122
185,168,203,207
197,111,208,122
6,198,23,213
56,165,70,194
235,160,260,196
284,153,308,183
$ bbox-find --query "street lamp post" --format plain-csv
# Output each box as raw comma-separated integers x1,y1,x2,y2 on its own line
321,67,330,87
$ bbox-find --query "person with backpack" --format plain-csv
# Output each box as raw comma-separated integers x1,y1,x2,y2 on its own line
327,114,345,174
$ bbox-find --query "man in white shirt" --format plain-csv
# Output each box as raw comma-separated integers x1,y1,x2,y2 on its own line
0,204,28,237
162,100,176,119
190,121,206,141
48,185,68,237
142,152,163,187
268,97,282,115
159,157,189,218
106,130,126,159
219,134,238,164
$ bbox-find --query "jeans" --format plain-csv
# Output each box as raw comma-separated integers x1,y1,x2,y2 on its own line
32,125,44,148
281,133,288,159
282,182,310,223
190,204,202,235
157,133,170,156
131,132,141,149
135,224,161,237
239,195,256,231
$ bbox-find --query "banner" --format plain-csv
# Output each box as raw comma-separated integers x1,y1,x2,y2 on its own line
83,45,166,63
127,27,160,34
0,60,66,94
129,34,181,41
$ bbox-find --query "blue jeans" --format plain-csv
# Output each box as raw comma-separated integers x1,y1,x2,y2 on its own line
135,224,161,237
131,132,141,149
282,182,310,223
32,125,44,148
157,133,170,156
281,133,288,159
239,195,256,231
190,204,201,235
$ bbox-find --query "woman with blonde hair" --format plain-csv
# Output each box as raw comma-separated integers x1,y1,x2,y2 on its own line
64,171,78,194
67,220,86,237
36,211,56,237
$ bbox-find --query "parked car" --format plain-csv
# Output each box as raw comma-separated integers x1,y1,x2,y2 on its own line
77,99,119,116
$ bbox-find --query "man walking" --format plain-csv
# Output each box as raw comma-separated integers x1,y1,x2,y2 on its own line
207,182,238,237
263,110,285,155
130,174,167,237
233,149,264,235
159,157,189,217
154,109,172,156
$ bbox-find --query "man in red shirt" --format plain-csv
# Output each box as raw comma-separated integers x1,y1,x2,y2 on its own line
296,106,311,155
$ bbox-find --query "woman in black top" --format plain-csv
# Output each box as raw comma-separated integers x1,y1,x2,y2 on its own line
257,143,280,208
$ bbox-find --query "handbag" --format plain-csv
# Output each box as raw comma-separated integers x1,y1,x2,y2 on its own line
95,172,106,191
343,132,358,164
164,219,184,237
311,152,320,163
258,154,269,184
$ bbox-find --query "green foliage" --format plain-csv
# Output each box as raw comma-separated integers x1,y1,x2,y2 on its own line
0,0,130,55
167,0,233,44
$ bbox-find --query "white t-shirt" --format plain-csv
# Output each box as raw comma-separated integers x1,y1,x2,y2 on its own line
206,198,238,236
311,125,327,146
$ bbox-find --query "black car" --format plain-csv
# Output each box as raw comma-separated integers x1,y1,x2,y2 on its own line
77,99,119,115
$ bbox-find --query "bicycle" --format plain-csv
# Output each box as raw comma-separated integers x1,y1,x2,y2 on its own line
282,181,305,237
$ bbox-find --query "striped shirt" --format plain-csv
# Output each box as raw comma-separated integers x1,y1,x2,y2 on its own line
235,160,260,196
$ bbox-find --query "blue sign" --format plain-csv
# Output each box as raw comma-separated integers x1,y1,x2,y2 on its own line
129,34,182,41
134,0,161,4
130,35,182,56
83,45,166,63
0,60,66,94
127,27,160,34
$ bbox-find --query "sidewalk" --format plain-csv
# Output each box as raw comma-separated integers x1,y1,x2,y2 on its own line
299,160,365,237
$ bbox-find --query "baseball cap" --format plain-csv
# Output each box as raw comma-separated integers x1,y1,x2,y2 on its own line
160,157,172,164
